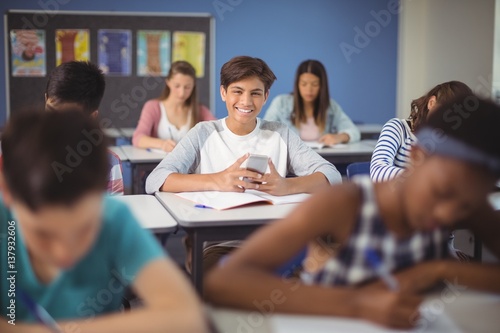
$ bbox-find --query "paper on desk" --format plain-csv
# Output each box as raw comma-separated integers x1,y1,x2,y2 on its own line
271,303,462,333
304,141,349,149
175,190,310,210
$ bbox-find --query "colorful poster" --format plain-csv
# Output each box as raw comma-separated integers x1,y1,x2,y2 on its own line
55,29,90,66
98,29,132,76
137,30,171,76
172,31,206,78
10,29,46,77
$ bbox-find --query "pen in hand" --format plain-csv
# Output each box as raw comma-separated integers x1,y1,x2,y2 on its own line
365,248,399,291
18,288,63,333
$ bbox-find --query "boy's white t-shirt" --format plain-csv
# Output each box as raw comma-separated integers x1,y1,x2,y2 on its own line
146,118,341,194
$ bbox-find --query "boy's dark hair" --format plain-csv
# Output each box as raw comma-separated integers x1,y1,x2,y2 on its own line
220,56,277,92
45,61,105,115
291,60,330,132
1,110,109,211
422,94,500,174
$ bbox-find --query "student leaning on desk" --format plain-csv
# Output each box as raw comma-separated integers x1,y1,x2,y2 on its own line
264,59,360,145
0,111,208,333
132,60,216,153
205,94,500,329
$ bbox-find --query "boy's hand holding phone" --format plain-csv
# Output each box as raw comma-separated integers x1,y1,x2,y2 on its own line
210,154,262,192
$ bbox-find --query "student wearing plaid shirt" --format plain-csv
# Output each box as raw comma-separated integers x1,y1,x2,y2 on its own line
206,94,500,329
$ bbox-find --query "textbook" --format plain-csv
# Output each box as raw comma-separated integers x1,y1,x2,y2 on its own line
304,141,349,149
175,190,311,210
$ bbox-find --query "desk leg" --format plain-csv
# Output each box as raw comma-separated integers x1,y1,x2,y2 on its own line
131,164,140,194
191,230,204,294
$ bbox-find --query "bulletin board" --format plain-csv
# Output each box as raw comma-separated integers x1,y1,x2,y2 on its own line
5,10,215,128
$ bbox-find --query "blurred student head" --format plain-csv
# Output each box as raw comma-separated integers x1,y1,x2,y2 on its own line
45,61,106,117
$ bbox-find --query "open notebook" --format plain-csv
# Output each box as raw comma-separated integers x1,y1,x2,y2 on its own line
304,141,349,149
175,190,311,210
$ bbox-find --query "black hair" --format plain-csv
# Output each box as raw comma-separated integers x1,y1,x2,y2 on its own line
45,61,105,115
422,94,500,172
1,110,109,211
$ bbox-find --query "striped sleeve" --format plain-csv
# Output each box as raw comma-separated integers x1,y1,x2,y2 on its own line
370,118,408,182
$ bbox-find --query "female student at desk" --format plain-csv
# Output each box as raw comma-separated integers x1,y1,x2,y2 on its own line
205,95,500,329
132,60,215,152
0,111,208,333
370,80,472,181
264,59,360,145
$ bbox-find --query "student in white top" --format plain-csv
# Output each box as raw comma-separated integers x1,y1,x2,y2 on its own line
146,56,342,273
370,81,473,182
132,61,215,152
264,60,360,145
146,56,341,195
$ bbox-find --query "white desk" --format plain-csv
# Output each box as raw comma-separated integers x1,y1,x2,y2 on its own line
120,127,136,138
209,291,500,333
103,128,122,138
109,146,127,161
155,191,298,293
113,195,177,234
119,145,167,194
316,140,376,165
120,145,167,163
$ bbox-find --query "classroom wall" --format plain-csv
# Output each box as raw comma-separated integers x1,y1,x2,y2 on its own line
0,0,399,127
397,0,495,119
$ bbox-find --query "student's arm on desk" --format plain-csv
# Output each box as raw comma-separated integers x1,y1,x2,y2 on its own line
393,204,500,295
161,154,262,193
136,135,176,152
205,184,423,329
2,259,209,333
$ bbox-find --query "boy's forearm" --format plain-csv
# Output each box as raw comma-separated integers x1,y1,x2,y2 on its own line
161,173,217,192
286,172,330,194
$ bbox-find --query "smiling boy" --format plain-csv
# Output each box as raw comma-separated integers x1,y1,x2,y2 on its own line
146,56,340,195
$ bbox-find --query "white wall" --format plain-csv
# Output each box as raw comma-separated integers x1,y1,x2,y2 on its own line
493,0,500,103
397,0,495,118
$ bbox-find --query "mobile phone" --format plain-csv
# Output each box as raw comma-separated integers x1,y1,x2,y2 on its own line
245,154,269,174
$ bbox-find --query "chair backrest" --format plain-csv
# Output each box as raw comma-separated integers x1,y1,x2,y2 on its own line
346,162,370,180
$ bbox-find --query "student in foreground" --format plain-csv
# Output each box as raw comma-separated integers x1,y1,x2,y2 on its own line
205,94,500,329
145,56,341,195
0,111,208,333
45,60,124,195
264,59,360,145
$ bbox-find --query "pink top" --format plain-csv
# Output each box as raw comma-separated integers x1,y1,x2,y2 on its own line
299,116,321,141
132,99,215,146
